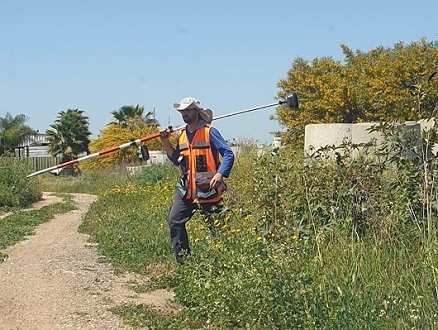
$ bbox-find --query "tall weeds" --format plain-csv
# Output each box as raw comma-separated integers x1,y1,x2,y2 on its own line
66,123,438,328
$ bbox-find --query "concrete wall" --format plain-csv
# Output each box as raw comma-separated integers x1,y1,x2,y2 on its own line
148,150,168,164
305,124,353,152
304,121,422,155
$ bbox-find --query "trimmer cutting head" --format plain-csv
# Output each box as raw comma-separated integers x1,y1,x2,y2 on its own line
282,92,299,109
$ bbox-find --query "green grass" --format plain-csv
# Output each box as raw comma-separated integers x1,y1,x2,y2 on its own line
78,182,176,273
37,170,133,195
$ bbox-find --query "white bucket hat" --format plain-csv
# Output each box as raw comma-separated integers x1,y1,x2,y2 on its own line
173,97,213,123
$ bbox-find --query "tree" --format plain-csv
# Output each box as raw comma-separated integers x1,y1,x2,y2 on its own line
110,104,160,127
45,109,91,159
80,118,168,171
276,38,438,145
0,113,35,156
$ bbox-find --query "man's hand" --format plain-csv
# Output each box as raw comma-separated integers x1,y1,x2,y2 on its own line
210,172,223,189
160,128,175,157
160,128,171,140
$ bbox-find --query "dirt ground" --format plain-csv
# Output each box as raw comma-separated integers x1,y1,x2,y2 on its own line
0,192,175,330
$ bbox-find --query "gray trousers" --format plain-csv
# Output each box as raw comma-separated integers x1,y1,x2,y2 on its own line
167,194,220,264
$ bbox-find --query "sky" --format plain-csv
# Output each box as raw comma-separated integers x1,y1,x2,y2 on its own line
1,0,436,145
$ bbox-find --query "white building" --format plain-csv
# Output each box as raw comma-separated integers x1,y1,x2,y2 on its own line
15,133,52,157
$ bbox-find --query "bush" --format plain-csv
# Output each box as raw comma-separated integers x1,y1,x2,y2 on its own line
0,157,41,209
135,163,179,186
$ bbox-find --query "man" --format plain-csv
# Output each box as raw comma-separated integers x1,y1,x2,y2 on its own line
160,97,234,265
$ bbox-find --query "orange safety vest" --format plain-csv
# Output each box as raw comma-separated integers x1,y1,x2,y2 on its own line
178,124,225,204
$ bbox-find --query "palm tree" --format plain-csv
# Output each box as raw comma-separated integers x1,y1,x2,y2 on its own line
45,109,91,159
143,110,160,126
0,113,35,156
110,104,160,127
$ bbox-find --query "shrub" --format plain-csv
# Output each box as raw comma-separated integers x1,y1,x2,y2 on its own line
135,163,179,186
0,157,41,209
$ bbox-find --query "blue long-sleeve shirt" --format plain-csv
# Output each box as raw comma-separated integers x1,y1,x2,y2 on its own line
168,120,234,177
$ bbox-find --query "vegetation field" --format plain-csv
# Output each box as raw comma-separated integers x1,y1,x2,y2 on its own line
2,123,438,329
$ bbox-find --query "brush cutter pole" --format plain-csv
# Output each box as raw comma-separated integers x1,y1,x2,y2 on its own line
212,100,288,121
27,93,298,178
213,92,298,121
26,132,164,178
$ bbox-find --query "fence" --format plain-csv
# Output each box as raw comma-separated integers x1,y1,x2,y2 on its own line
20,157,62,172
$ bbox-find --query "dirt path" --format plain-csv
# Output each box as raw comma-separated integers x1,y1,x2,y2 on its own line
0,192,174,330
